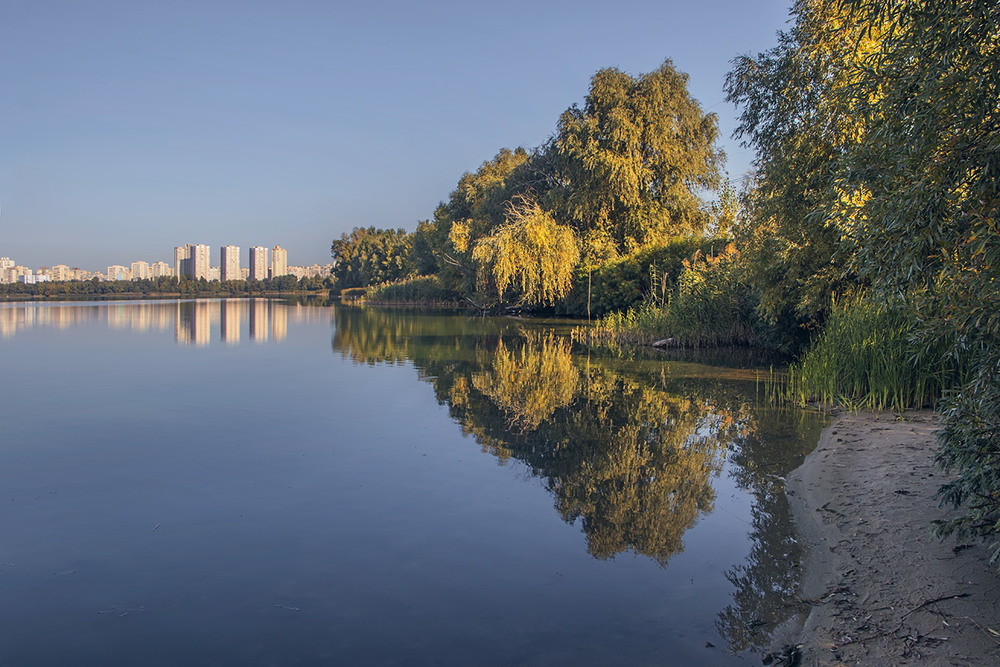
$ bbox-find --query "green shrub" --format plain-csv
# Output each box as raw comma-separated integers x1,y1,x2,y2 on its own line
935,353,1000,562
581,244,766,348
559,237,712,318
364,275,459,304
660,244,764,347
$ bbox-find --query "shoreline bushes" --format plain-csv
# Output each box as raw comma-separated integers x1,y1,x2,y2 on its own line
582,243,768,349
363,275,460,305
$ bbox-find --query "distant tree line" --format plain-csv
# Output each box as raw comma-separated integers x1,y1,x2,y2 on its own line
0,274,333,298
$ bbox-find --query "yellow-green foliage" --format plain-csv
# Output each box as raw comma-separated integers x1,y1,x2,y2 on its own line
662,244,761,347
587,302,672,347
471,332,579,430
472,197,580,305
552,60,721,251
559,237,707,318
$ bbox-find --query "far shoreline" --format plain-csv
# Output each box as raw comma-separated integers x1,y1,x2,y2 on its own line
0,290,331,302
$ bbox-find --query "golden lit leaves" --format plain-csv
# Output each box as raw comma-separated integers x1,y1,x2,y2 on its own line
553,60,721,252
448,220,471,254
554,369,724,565
472,197,580,305
471,332,579,430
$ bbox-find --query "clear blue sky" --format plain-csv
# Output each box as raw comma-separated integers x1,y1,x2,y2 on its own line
1,0,791,271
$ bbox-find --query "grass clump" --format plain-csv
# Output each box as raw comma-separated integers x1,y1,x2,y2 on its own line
784,299,949,411
586,301,672,346
339,286,368,301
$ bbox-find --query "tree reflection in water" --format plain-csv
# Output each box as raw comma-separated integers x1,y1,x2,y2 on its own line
715,408,824,653
472,332,579,431
332,305,825,650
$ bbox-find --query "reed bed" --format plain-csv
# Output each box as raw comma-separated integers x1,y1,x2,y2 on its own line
579,245,765,349
781,299,948,411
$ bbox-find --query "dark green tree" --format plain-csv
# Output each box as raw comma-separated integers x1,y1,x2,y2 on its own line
407,219,439,276
330,226,413,289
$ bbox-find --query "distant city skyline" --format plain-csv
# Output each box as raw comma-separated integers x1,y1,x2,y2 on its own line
4,241,298,275
1,1,794,269
0,243,332,283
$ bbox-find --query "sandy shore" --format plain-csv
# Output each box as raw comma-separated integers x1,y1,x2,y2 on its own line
778,410,1000,665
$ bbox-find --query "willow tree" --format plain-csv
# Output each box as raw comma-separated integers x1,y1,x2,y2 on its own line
472,196,580,306
829,0,1000,561
550,60,722,259
725,0,886,341
427,147,538,294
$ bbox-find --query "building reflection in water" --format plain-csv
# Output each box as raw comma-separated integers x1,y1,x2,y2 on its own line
271,302,287,342
175,300,216,347
221,300,242,345
249,299,268,343
0,299,320,346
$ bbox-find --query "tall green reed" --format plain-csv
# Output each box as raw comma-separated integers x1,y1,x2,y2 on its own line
782,299,949,411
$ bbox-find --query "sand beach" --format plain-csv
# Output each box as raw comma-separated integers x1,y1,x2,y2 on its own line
778,411,1000,665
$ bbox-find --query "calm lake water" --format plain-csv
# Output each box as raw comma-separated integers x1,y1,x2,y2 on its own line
0,299,826,666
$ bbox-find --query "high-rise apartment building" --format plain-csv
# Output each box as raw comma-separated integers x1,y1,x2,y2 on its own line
174,245,190,278
151,261,172,278
190,244,210,280
249,246,268,281
131,261,150,280
4,266,30,284
0,258,14,284
221,245,240,282
175,244,210,280
270,245,288,278
107,265,129,281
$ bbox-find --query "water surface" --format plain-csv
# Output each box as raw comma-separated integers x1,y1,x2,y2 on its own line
0,299,825,665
